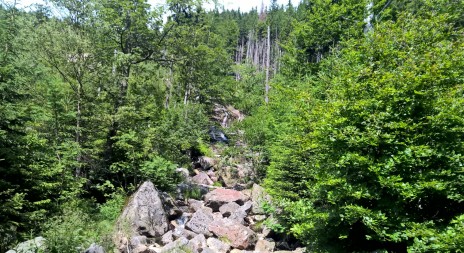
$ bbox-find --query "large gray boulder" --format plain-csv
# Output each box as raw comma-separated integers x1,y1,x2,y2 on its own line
185,207,215,236
115,181,169,253
117,181,169,237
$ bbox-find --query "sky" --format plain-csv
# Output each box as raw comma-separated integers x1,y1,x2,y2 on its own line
11,0,300,13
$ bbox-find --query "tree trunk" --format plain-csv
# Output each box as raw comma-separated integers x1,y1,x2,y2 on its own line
265,26,270,104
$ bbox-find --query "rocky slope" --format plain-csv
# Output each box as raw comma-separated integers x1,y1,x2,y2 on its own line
110,141,304,253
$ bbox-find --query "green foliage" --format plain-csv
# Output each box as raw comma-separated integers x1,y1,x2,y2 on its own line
283,0,366,76
264,2,464,251
43,194,125,253
140,156,179,190
183,185,203,200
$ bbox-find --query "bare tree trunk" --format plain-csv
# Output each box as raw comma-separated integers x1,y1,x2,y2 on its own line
265,26,270,104
254,39,259,67
75,86,82,177
165,66,173,109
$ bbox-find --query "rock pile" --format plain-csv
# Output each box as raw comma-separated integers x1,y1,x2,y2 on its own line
113,180,303,253
111,133,303,253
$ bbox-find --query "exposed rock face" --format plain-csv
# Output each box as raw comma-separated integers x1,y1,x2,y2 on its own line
204,188,249,211
209,218,257,249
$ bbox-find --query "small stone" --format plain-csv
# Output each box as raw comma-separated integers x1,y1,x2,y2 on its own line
160,237,189,253
133,244,148,253
172,227,198,240
229,201,252,224
202,248,216,253
188,199,205,212
255,239,275,252
206,237,231,253
176,168,190,180
189,234,207,253
130,236,147,248
251,184,271,215
219,202,240,217
253,215,267,222
192,172,214,185
161,231,173,245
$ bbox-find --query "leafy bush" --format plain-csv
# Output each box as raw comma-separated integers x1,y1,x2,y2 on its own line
264,3,464,252
43,193,126,253
140,156,180,191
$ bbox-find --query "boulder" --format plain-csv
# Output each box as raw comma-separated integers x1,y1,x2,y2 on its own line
161,230,174,245
255,239,275,252
204,188,248,211
191,172,214,186
130,236,147,249
253,215,267,222
206,169,217,179
84,243,106,253
251,184,271,214
132,244,149,253
219,202,240,217
202,248,217,253
116,181,169,238
188,199,204,212
230,250,254,253
176,168,190,180
185,207,215,236
160,237,189,253
159,192,183,220
129,235,148,253
229,201,252,224
172,227,198,240
209,218,257,250
189,234,207,253
206,237,231,253
198,156,217,170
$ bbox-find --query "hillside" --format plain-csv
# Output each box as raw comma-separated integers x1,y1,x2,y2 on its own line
1,0,464,252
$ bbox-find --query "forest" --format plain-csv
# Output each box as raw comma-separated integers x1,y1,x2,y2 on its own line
1,0,463,252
